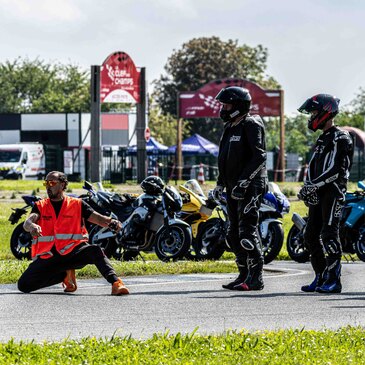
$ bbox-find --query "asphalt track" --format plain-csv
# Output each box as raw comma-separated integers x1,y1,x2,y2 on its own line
1,261,364,342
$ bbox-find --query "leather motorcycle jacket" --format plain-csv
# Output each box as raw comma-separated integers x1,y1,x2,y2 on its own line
217,114,267,190
305,126,353,194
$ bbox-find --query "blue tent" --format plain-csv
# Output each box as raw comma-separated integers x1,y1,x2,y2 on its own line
128,137,169,155
168,134,219,157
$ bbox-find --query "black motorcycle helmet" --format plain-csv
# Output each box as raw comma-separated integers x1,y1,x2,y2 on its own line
215,86,251,123
140,176,165,195
298,93,340,131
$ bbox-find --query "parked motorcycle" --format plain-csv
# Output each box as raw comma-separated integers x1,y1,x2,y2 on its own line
9,194,41,260
177,179,215,260
85,177,192,262
192,182,290,264
287,181,365,263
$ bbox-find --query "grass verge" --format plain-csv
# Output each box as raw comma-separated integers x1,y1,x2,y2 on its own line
0,327,364,364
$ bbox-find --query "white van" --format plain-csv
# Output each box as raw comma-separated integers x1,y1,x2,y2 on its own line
0,143,45,180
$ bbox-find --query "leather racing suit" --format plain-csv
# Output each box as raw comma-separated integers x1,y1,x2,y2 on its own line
217,114,268,265
303,126,353,275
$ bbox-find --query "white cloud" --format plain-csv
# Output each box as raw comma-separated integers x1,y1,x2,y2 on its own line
0,0,83,23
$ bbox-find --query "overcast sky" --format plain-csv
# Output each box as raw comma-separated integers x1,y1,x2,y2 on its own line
1,0,364,115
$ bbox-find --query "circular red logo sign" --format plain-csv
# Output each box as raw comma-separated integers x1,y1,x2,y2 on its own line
145,127,151,142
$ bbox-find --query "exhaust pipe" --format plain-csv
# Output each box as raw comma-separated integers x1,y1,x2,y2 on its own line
292,212,306,230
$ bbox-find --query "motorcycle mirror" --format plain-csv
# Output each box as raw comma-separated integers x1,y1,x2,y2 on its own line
83,181,93,190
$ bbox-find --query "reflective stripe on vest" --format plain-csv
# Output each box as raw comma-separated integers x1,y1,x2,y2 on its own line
35,235,55,243
55,233,89,240
59,242,79,254
32,251,54,261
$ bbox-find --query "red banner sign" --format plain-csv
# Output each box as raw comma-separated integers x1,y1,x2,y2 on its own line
179,78,281,118
100,51,140,103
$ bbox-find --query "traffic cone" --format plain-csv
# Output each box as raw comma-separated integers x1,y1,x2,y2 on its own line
197,163,205,185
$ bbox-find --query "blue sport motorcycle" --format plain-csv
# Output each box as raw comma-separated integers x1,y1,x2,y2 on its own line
287,181,365,263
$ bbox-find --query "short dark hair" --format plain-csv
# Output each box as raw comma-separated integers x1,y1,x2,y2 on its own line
47,171,68,190
58,172,68,191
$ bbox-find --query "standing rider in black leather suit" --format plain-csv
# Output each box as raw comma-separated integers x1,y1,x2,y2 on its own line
297,94,353,294
213,86,268,291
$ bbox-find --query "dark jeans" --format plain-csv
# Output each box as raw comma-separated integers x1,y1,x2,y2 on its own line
18,243,118,293
226,177,267,263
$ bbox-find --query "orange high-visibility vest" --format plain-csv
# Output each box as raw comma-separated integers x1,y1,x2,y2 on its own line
31,196,89,260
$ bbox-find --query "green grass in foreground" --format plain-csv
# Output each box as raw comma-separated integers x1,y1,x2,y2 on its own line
0,327,364,364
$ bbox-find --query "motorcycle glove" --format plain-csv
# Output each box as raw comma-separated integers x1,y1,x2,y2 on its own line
297,185,319,206
212,185,224,202
231,179,250,200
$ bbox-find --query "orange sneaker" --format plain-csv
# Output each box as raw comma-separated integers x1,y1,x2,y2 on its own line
62,269,77,293
111,278,130,295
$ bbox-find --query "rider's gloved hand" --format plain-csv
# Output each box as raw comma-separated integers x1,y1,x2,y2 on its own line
297,185,319,206
231,179,250,200
212,185,224,202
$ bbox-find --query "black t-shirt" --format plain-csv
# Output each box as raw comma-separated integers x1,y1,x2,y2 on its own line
31,199,94,221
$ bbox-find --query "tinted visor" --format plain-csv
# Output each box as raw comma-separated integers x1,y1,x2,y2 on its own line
298,98,319,114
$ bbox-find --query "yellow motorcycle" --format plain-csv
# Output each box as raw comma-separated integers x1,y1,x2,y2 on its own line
177,179,215,260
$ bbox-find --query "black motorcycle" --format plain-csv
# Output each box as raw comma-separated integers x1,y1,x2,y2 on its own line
84,176,192,262
9,195,41,260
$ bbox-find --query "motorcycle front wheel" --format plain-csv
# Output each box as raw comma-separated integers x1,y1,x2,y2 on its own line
193,218,226,260
10,222,32,260
261,222,284,264
354,225,365,262
286,223,310,263
155,224,191,262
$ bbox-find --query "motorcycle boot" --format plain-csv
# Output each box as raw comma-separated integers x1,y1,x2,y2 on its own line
222,258,248,290
316,257,342,293
301,272,326,292
233,257,264,291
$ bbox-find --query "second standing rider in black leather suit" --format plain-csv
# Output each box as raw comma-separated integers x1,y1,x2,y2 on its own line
297,93,353,294
213,86,268,291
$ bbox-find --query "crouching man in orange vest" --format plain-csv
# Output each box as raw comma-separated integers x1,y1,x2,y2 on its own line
18,171,129,296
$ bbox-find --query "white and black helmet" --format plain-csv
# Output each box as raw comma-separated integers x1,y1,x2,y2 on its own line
140,176,164,195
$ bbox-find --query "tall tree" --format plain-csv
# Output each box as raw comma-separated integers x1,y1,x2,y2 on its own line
0,57,90,113
152,36,280,143
148,102,177,146
351,87,365,115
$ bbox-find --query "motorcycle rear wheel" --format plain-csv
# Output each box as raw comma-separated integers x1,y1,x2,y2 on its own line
155,224,191,262
88,225,117,259
193,218,226,260
10,223,32,260
286,223,310,263
262,222,284,264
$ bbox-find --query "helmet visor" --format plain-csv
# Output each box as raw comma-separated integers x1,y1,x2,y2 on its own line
298,98,319,114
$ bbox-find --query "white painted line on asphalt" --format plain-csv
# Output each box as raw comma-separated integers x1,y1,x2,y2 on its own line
1,268,310,293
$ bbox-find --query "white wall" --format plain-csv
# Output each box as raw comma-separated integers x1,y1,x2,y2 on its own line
0,130,20,144
21,114,66,130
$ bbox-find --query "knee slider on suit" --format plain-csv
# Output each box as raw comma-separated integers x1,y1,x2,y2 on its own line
240,238,256,251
